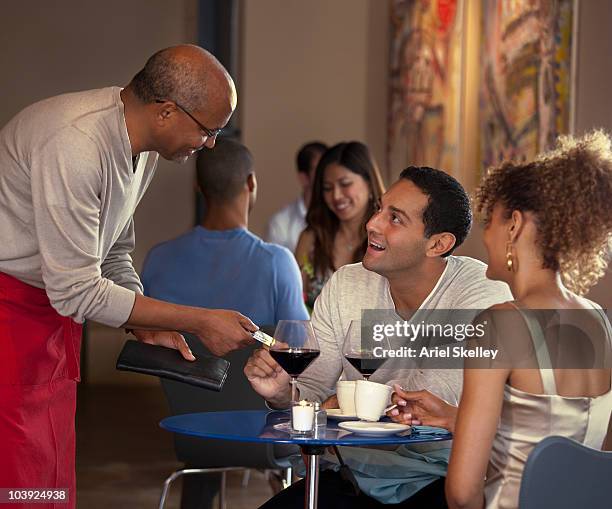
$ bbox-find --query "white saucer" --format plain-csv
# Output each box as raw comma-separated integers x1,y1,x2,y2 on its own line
338,421,411,437
326,409,359,421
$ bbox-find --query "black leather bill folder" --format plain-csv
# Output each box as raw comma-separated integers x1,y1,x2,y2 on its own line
116,340,230,391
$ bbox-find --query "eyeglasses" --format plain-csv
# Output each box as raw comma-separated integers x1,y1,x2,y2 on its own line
155,99,223,138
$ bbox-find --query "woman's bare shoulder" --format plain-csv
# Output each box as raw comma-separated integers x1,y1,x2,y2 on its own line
295,229,315,262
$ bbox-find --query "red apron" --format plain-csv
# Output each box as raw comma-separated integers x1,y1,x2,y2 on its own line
0,272,82,508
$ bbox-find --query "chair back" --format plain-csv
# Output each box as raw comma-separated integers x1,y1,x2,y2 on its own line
519,435,612,509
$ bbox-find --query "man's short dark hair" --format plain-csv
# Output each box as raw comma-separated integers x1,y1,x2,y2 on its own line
399,166,472,256
196,138,253,203
296,142,327,174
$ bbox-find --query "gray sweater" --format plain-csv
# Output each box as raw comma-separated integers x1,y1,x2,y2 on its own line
297,257,513,404
0,87,158,327
291,258,513,499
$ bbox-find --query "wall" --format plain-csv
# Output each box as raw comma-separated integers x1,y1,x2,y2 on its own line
0,0,198,385
571,0,612,307
241,0,390,237
1,0,198,271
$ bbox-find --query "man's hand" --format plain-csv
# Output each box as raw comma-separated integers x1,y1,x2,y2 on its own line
125,296,257,358
132,329,195,361
244,349,291,407
387,384,458,432
194,309,257,356
321,394,338,409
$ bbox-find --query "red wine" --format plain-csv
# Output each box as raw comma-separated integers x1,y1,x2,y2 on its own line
270,349,320,377
345,355,386,377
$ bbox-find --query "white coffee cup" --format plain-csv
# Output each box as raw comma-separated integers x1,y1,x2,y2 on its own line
336,380,357,414
355,380,393,422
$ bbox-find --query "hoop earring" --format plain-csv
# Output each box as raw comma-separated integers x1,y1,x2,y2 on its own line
506,241,515,272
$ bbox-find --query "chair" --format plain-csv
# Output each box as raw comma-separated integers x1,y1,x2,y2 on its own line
519,436,612,509
158,329,297,509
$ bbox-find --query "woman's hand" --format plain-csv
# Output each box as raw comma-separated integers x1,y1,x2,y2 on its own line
387,384,457,432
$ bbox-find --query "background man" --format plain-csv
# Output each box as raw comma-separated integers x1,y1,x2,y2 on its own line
0,45,256,503
143,137,308,331
246,167,513,508
265,141,327,251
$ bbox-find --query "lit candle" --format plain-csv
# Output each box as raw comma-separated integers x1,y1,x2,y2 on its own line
291,400,315,432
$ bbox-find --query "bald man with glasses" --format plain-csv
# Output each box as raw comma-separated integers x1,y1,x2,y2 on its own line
0,45,256,506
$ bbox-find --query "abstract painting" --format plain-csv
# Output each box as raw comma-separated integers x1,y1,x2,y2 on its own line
480,0,574,170
387,0,466,177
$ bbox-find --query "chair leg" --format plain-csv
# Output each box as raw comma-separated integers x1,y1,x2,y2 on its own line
158,477,172,509
219,471,227,509
159,467,244,509
283,467,293,488
241,469,251,488
159,469,193,509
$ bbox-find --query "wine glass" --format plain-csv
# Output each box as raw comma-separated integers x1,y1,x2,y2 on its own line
342,319,386,380
269,320,320,403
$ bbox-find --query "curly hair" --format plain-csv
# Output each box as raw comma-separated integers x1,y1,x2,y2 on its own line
475,130,612,295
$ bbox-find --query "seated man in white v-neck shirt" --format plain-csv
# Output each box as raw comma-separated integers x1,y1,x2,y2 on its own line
245,167,512,509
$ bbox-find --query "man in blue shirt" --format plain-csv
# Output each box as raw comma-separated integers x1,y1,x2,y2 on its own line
142,138,308,324
142,138,308,508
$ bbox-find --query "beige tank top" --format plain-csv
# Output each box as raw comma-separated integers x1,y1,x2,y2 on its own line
484,306,612,509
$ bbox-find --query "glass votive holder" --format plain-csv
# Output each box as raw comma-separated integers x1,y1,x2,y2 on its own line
312,402,328,438
291,400,315,433
314,402,327,428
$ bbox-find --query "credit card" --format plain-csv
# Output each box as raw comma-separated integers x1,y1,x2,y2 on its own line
252,330,276,347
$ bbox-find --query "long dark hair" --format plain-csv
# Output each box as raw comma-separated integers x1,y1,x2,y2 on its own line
306,141,386,276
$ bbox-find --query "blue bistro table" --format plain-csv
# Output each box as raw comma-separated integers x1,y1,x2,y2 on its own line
160,410,452,509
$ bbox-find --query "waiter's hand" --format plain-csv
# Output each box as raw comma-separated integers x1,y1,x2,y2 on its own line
124,296,256,357
195,309,256,357
132,329,195,361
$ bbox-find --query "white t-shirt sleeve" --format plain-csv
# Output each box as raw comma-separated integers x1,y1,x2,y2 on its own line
266,213,287,248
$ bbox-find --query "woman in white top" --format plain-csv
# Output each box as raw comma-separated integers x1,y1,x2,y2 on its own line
444,131,612,509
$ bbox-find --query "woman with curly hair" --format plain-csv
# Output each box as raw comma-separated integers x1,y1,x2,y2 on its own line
295,141,385,310
442,131,612,509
